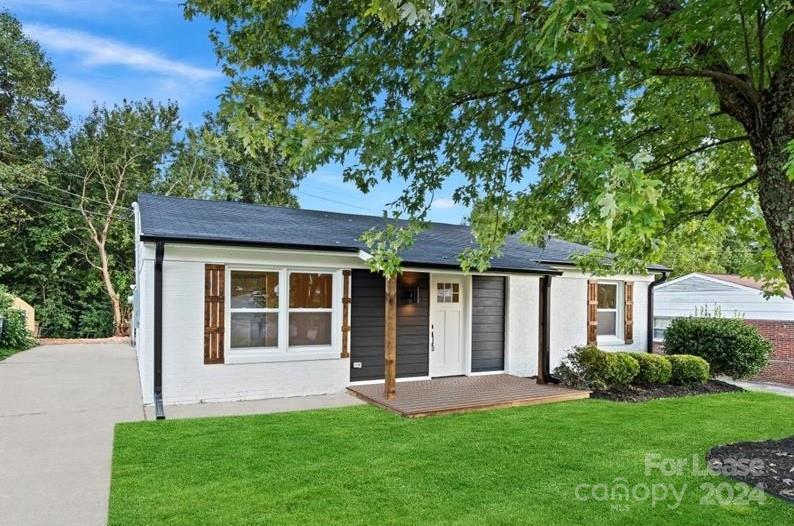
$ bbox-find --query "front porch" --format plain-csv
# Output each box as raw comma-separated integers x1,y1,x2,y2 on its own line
347,374,590,418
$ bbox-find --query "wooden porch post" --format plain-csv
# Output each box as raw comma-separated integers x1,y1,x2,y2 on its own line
384,275,397,400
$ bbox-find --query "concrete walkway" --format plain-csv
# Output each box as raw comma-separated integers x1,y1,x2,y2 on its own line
144,391,364,420
0,343,144,526
721,377,794,398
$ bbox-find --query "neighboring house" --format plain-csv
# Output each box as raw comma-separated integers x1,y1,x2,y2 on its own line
11,296,35,335
654,273,794,385
132,193,668,412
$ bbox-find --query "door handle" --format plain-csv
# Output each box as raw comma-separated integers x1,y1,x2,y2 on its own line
431,324,435,352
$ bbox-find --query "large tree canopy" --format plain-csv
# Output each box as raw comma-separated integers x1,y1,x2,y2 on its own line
186,0,794,295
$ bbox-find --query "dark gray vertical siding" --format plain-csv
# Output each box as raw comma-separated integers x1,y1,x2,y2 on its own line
350,270,429,381
471,276,506,372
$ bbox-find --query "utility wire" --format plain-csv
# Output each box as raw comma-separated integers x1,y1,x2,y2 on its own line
97,122,384,213
0,189,133,223
1,159,133,213
2,144,382,214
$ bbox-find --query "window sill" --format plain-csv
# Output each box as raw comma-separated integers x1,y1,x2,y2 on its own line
597,337,626,346
225,348,340,364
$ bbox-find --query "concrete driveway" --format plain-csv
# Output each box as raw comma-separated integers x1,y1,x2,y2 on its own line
0,343,143,526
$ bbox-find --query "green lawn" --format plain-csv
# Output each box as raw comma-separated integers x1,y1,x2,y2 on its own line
109,392,794,525
0,346,25,361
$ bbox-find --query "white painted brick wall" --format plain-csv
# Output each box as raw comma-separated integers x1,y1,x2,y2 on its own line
505,275,540,377
549,276,588,369
137,255,350,405
549,273,653,369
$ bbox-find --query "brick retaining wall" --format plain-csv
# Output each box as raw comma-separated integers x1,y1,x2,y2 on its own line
744,319,794,385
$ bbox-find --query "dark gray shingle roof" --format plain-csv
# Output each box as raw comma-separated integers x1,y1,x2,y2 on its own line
136,193,667,273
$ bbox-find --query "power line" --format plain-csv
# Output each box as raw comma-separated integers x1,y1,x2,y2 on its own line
0,190,133,223
0,159,133,213
97,122,384,213
1,119,393,215
10,187,130,222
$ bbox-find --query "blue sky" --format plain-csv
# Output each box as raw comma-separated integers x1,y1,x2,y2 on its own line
6,0,470,223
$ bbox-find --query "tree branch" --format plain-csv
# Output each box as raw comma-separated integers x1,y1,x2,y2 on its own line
449,65,598,107
651,67,761,106
740,10,755,87
645,135,749,173
680,173,759,221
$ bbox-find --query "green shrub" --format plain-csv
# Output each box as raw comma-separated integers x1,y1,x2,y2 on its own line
630,353,673,386
0,310,34,350
0,286,35,351
606,353,640,387
554,345,610,390
668,354,710,386
664,317,773,379
554,346,639,390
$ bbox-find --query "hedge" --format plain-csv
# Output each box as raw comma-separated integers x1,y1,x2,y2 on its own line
664,316,773,379
668,354,710,386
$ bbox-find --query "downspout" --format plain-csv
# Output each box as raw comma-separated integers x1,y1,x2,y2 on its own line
646,271,669,353
538,274,559,384
153,240,165,420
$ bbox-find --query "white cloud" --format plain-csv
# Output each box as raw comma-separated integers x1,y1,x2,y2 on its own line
24,23,220,82
5,0,161,15
432,197,457,210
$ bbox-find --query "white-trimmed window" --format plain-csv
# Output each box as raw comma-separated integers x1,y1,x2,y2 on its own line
226,267,338,361
230,271,280,349
596,281,622,340
653,316,674,341
288,272,333,347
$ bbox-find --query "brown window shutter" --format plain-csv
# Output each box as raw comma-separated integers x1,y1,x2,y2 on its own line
204,264,225,364
624,281,634,344
587,280,598,345
341,269,351,358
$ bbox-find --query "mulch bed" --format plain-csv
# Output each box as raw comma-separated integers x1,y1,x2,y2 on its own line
708,436,794,503
590,379,742,402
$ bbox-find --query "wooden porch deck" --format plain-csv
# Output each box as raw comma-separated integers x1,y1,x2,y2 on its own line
347,374,590,418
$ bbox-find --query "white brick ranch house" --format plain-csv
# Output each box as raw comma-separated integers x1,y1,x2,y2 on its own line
132,194,669,417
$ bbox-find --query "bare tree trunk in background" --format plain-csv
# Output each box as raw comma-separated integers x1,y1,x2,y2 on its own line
79,153,137,336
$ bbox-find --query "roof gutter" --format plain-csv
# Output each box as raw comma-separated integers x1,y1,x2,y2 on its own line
153,240,165,420
646,270,670,353
537,274,559,384
139,234,362,255
536,260,672,273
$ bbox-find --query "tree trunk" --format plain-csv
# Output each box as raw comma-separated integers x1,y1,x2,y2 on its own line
752,26,794,299
755,147,794,299
95,239,124,336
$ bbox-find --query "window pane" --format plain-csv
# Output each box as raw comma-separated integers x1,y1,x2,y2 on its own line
597,284,617,309
289,312,332,346
231,313,278,348
654,317,673,329
231,271,279,308
289,273,332,308
597,311,617,336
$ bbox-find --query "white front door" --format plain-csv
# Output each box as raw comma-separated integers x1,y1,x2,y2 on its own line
430,276,465,377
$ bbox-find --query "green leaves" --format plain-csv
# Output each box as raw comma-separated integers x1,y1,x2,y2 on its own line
183,0,793,291
360,220,423,278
